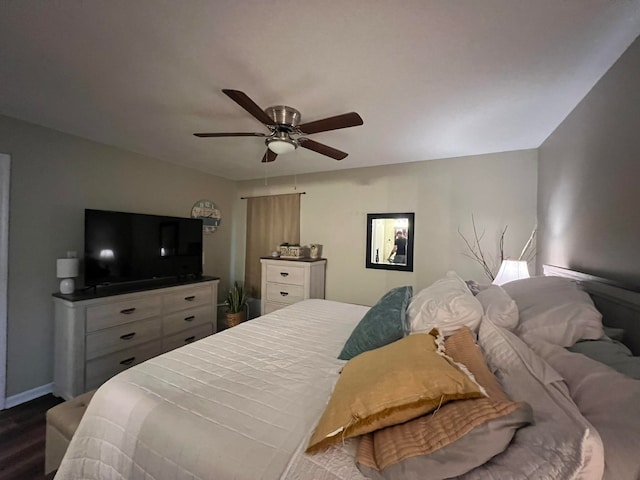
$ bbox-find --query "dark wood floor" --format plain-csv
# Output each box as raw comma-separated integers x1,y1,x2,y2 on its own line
0,394,63,480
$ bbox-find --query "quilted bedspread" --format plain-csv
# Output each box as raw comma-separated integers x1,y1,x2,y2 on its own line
56,300,605,480
56,300,368,480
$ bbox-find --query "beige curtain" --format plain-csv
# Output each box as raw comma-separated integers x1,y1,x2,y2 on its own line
245,193,301,298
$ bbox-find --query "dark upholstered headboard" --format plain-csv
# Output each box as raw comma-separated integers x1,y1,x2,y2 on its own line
544,264,640,355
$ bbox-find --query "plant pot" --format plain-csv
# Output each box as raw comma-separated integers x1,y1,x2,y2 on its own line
225,311,246,329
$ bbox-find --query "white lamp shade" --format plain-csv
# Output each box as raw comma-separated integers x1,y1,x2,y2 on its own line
267,139,296,155
57,258,79,278
493,260,529,286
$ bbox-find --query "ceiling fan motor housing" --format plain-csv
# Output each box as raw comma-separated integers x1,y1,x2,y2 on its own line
265,105,301,130
264,105,301,154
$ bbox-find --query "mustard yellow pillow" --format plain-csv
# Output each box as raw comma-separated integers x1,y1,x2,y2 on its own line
306,333,485,452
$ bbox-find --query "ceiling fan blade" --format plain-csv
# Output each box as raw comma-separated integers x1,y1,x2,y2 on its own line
193,132,267,138
298,112,363,135
299,139,348,160
261,149,277,163
222,89,276,126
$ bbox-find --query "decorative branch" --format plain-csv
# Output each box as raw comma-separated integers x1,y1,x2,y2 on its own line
459,215,535,281
518,226,537,261
457,214,501,281
498,225,508,265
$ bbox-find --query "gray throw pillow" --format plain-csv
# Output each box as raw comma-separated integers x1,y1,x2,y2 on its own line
569,336,640,379
338,286,412,360
602,325,625,342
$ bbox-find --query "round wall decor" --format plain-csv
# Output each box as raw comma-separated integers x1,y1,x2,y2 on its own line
190,199,222,234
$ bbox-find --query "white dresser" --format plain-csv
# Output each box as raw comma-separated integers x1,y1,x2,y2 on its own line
52,278,219,400
260,258,326,315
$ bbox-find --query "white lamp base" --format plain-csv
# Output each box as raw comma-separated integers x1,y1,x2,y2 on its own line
59,278,75,294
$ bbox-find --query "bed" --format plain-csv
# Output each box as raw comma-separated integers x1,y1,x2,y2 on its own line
54,265,640,480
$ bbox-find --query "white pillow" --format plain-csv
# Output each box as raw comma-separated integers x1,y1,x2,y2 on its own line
408,271,483,336
476,285,519,331
502,276,603,347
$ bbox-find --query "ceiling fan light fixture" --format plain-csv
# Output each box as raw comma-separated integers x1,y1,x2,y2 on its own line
266,136,297,155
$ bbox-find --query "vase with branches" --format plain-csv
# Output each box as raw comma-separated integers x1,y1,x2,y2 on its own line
458,214,536,281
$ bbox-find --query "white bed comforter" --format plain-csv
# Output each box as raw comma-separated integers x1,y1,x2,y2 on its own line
56,300,604,480
56,300,368,480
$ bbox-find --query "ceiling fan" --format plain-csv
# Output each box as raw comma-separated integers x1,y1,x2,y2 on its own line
194,89,363,163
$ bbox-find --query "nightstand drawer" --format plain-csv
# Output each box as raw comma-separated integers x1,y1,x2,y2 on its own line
163,305,213,336
86,296,161,332
85,340,162,391
266,283,304,304
162,324,212,353
266,265,305,285
85,316,162,360
163,286,212,313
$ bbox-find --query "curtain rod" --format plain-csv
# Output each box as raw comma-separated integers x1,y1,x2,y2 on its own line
240,192,306,200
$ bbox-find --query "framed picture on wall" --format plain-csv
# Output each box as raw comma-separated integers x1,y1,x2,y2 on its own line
366,212,415,272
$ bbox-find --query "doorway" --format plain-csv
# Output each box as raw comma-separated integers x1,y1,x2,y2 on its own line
0,153,9,410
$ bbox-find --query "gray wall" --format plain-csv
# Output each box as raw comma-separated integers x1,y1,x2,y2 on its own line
236,150,538,306
538,36,640,286
0,114,236,397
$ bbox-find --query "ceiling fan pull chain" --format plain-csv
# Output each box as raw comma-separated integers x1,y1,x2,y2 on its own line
293,149,298,191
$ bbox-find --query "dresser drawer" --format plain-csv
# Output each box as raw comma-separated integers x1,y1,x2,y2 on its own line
163,285,212,313
163,304,213,337
86,296,162,332
85,340,162,391
85,316,162,360
162,324,212,353
266,283,305,305
266,264,305,286
53,279,219,400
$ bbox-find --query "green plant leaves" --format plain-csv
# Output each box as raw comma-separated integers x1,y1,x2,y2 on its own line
226,281,247,313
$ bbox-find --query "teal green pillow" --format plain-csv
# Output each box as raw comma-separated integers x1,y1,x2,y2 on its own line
338,286,413,360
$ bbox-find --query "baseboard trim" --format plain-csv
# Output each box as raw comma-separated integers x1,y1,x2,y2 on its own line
5,383,53,409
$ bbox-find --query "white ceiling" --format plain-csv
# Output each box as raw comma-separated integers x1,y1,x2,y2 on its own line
1,1,639,181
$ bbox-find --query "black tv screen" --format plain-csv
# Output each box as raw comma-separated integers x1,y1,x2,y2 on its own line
84,209,203,286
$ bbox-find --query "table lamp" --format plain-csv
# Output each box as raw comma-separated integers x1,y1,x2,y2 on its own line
57,257,79,294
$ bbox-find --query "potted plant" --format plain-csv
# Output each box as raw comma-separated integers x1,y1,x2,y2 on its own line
225,281,247,328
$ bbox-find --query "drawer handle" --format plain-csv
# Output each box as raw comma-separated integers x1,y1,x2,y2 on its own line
280,272,289,277
120,307,136,315
184,295,196,301
120,332,136,340
120,357,136,366
185,336,196,343
280,291,289,297
184,315,195,322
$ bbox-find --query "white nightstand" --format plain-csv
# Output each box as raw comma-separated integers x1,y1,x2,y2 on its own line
260,258,326,315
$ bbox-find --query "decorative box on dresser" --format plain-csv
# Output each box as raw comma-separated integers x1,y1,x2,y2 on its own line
52,277,219,400
260,257,326,315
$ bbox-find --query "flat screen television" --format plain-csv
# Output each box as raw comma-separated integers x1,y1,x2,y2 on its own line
84,209,203,287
